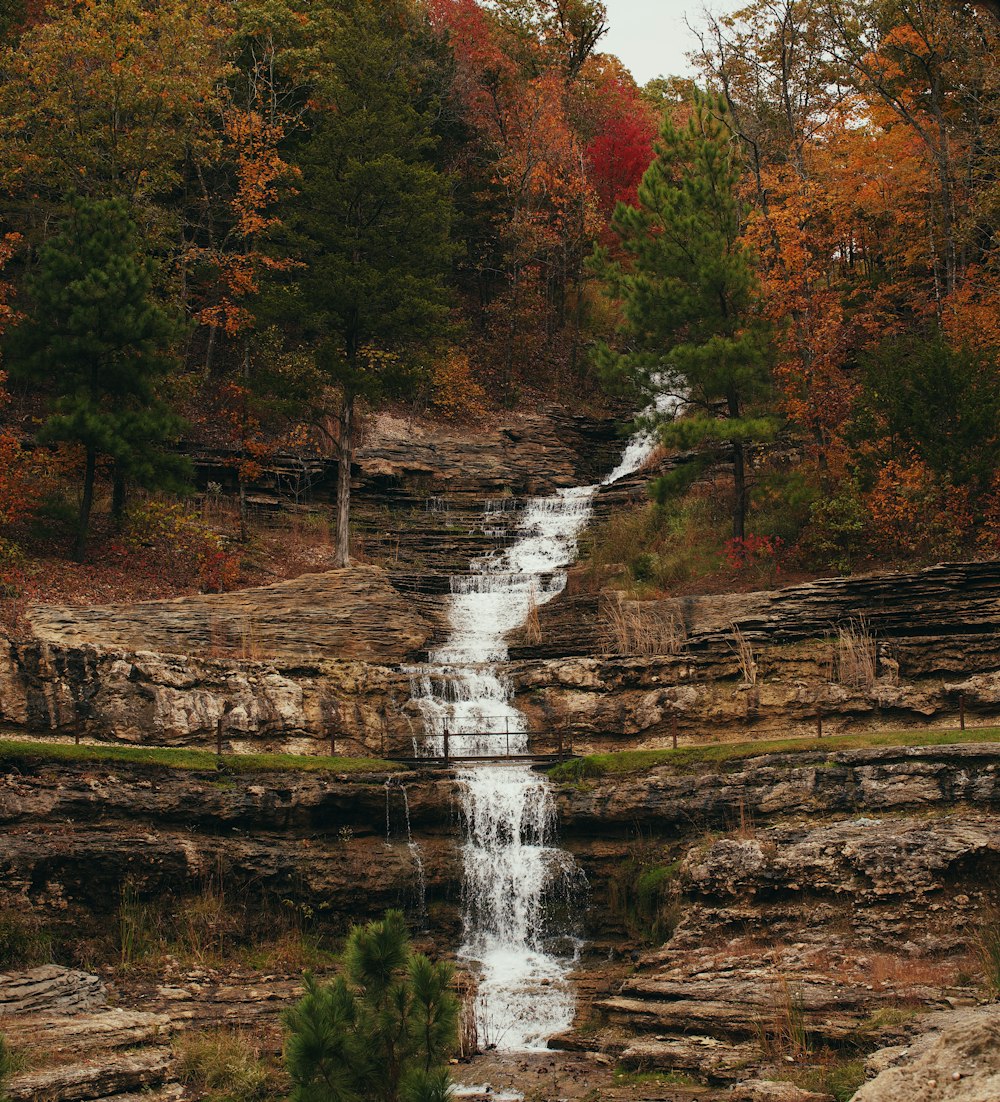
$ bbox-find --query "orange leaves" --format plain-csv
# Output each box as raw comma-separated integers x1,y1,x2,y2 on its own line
0,0,235,202
863,454,973,559
224,107,296,240
429,349,488,421
0,232,22,336
0,371,38,532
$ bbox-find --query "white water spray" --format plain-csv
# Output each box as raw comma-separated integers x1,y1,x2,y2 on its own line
409,396,675,1052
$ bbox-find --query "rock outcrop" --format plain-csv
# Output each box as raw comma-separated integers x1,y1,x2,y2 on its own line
511,561,1000,748
0,758,459,938
2,743,1000,1097
0,967,175,1102
854,1005,1000,1101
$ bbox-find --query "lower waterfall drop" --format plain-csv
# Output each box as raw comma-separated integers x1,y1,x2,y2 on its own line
410,404,672,1052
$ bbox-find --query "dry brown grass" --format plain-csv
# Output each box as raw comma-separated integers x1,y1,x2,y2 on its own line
834,616,878,690
523,585,542,645
867,953,970,989
601,594,687,657
455,971,479,1058
729,623,758,686
756,976,810,1060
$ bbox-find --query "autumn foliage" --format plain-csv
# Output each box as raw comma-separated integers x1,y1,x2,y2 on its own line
0,0,997,586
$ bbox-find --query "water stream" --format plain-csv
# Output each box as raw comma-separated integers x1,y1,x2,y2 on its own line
408,404,670,1051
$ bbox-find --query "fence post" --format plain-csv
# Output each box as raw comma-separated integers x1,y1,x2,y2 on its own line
960,692,966,731
816,708,823,739
557,729,564,759
672,713,678,751
330,731,337,757
505,715,509,757
216,713,224,757
443,721,450,765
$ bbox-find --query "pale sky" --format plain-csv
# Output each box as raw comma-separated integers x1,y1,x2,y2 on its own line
600,0,737,85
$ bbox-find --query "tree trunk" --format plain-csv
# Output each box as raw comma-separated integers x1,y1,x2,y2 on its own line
727,386,747,542
732,439,747,542
111,465,127,526
75,447,97,562
334,391,355,569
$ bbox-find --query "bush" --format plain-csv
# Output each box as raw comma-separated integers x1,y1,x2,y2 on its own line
112,499,241,592
285,911,457,1102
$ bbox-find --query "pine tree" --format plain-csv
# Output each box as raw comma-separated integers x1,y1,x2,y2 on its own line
7,196,187,559
272,0,456,568
284,911,457,1102
592,91,774,540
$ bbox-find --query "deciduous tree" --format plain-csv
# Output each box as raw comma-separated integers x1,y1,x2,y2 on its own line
273,0,455,567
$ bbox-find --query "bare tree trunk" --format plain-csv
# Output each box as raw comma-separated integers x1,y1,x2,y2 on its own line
75,447,97,563
111,465,127,527
732,439,747,542
334,391,355,569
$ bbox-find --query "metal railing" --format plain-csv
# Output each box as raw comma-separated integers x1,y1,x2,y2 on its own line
395,718,574,764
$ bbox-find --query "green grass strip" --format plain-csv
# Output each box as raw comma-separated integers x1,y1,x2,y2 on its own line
0,736,403,776
549,726,1000,781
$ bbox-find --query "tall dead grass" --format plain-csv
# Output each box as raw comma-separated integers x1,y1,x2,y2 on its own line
834,616,878,690
601,594,687,657
729,623,758,686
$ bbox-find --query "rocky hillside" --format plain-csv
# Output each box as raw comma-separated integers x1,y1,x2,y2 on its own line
3,740,1000,1099
512,560,1000,751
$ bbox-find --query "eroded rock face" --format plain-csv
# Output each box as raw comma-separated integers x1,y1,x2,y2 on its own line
511,561,1000,747
854,1005,1000,1101
0,761,460,937
549,746,1000,1090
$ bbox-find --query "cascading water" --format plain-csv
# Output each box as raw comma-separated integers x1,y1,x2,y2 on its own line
408,396,675,1052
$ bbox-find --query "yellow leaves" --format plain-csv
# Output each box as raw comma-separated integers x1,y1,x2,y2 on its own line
0,0,235,201
429,349,488,421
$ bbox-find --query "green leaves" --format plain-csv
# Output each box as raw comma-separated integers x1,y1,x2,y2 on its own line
4,195,188,555
285,912,458,1102
590,90,775,537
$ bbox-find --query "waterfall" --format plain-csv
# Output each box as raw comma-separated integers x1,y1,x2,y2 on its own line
409,400,674,1052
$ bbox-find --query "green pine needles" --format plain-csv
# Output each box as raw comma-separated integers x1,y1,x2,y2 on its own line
591,90,776,540
6,194,188,560
284,911,458,1102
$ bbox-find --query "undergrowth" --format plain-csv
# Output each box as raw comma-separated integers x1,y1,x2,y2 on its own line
0,909,53,970
608,847,684,946
176,1028,282,1102
115,876,339,973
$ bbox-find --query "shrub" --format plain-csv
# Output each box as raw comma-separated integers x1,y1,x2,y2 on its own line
0,909,53,970
112,499,241,592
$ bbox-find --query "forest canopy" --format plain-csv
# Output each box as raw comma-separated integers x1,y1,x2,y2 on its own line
0,0,997,584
